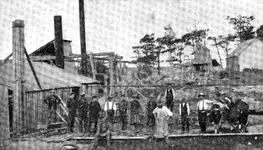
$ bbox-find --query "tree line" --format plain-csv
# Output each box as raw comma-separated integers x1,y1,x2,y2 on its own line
132,15,263,74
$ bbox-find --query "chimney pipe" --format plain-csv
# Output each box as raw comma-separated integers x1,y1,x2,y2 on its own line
79,0,88,75
54,16,64,69
12,19,25,134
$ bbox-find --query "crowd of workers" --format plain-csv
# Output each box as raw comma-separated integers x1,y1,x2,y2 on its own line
44,88,232,147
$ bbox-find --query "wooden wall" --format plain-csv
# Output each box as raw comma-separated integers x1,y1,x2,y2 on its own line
23,87,79,133
0,84,9,148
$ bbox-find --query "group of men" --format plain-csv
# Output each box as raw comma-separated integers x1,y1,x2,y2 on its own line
44,89,220,139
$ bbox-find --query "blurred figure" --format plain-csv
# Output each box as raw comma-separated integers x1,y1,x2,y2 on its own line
44,89,61,125
119,94,128,131
179,98,190,133
67,92,77,133
130,94,142,135
88,96,101,135
153,100,173,143
78,92,90,133
93,110,111,149
197,93,214,133
146,93,157,132
164,83,175,112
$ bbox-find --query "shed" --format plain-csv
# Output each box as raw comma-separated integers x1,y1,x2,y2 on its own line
0,60,99,134
226,38,263,72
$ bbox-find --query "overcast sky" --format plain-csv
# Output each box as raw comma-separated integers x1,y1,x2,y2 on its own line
1,0,263,63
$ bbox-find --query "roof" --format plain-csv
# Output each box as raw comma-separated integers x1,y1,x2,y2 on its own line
227,38,263,58
0,61,99,90
191,43,212,65
212,59,220,66
30,39,72,56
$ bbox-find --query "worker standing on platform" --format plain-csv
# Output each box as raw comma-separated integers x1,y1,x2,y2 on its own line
104,96,117,123
179,98,190,133
119,94,129,131
146,93,157,132
77,92,89,133
44,89,61,125
153,100,173,143
67,92,77,133
88,96,101,135
197,93,214,133
130,94,142,136
93,110,111,149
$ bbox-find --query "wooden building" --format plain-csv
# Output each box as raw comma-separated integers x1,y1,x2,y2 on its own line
226,38,263,72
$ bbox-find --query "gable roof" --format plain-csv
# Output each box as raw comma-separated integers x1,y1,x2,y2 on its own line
30,39,72,56
227,38,263,58
0,61,99,91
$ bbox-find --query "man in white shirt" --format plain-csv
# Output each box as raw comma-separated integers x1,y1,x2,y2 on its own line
196,93,213,133
179,98,190,133
153,100,173,143
104,96,117,123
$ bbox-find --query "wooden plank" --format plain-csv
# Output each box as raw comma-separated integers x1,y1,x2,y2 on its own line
30,55,56,61
72,136,149,140
169,133,263,137
24,47,42,89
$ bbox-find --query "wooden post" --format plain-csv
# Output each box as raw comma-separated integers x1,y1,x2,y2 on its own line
54,16,64,69
115,60,120,84
108,54,115,95
104,74,109,94
89,51,96,79
12,20,25,134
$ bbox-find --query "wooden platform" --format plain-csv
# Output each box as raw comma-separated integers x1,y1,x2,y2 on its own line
70,133,263,141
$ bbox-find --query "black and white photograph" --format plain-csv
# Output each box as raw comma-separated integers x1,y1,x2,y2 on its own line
1,0,263,149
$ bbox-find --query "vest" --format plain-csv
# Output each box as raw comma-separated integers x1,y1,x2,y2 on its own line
181,103,188,116
166,89,173,98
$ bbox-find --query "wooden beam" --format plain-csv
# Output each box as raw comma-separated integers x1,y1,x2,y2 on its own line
92,52,115,56
24,47,42,89
30,55,56,61
88,51,96,79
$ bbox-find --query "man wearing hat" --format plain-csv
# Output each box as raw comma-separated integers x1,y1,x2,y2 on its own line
153,99,173,142
146,93,157,132
119,94,129,131
179,98,190,133
67,92,77,133
104,95,117,123
88,95,101,135
77,92,90,133
196,93,214,133
130,94,142,135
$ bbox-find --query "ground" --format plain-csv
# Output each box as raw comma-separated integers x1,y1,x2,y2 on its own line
3,132,263,150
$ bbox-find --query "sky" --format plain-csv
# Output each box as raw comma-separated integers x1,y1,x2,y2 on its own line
1,0,263,65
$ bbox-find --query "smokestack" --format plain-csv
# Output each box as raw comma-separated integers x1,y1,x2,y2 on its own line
54,16,64,69
79,0,88,75
12,19,25,134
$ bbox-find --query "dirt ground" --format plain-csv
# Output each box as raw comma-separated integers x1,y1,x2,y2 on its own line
3,134,263,150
